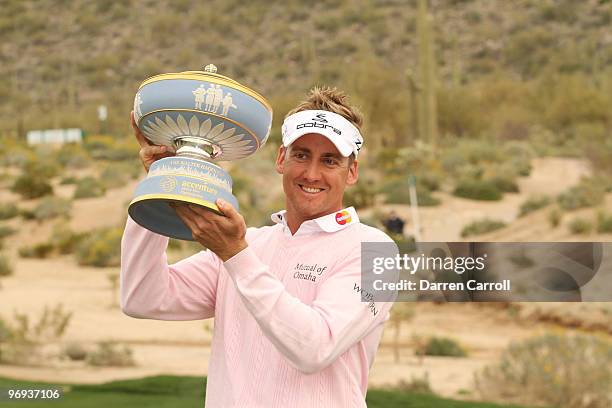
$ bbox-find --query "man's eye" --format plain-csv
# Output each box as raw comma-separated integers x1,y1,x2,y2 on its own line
323,158,339,166
294,152,307,160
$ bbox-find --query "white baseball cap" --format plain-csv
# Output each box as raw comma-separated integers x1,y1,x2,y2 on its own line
281,110,364,157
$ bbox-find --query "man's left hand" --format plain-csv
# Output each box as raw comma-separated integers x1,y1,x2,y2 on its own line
172,199,248,262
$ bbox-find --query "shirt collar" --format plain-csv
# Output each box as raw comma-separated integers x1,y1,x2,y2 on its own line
271,207,360,236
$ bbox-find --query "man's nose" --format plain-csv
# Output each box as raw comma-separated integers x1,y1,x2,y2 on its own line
303,160,322,181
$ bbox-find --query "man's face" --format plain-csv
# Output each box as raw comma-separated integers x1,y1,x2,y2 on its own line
275,133,358,223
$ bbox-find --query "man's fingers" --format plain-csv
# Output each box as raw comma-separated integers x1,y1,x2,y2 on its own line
215,199,239,220
140,145,168,158
131,110,150,147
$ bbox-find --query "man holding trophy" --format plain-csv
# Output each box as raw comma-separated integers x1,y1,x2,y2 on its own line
121,72,395,406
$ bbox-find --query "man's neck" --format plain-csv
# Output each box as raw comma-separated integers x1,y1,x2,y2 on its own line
284,206,344,235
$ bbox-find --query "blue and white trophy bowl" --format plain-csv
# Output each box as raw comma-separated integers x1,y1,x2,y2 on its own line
128,64,272,240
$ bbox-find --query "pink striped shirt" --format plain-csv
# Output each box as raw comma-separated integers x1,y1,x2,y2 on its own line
121,206,394,407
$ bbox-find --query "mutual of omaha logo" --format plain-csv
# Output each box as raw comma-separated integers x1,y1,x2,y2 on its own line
335,210,351,225
160,176,177,193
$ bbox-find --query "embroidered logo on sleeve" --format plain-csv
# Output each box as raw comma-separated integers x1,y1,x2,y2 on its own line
335,210,351,225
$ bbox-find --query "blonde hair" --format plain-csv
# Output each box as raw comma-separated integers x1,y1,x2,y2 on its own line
286,86,364,133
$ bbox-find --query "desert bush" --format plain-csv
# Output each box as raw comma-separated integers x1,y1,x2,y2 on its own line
396,373,432,394
568,217,592,235
76,227,122,267
19,243,55,259
557,178,605,210
59,176,78,185
84,135,134,161
32,196,72,221
519,195,551,217
11,172,53,199
0,304,72,365
62,343,88,361
51,224,88,254
0,203,18,220
597,211,612,233
441,140,500,173
0,253,13,277
475,333,612,408
55,143,91,169
379,178,441,206
87,341,135,367
487,173,519,193
0,225,16,239
549,208,562,228
418,336,467,357
73,176,106,199
100,163,132,189
453,179,502,201
461,219,506,237
343,181,377,209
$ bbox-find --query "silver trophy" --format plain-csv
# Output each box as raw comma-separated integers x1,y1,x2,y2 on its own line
128,64,272,240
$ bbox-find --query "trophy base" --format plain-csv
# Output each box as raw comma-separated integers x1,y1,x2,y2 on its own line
128,157,239,241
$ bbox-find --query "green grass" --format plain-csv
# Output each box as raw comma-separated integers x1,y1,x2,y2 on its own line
0,375,532,408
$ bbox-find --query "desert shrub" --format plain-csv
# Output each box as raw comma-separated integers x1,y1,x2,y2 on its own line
55,143,90,169
100,163,134,189
419,337,467,357
0,203,18,220
0,253,13,277
32,196,72,221
441,140,500,173
557,179,605,210
84,135,134,161
87,341,135,367
11,172,53,199
549,208,562,228
396,373,432,394
487,174,519,193
379,178,441,206
0,225,16,239
23,155,61,179
73,176,106,199
0,304,72,365
453,179,502,201
19,243,55,259
568,217,592,235
102,161,141,184
461,219,506,237
59,176,78,185
51,224,88,255
597,211,612,233
519,195,551,217
475,333,612,408
62,343,88,361
343,182,377,209
76,227,122,267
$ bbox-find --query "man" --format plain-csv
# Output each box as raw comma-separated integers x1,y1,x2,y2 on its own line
121,86,395,407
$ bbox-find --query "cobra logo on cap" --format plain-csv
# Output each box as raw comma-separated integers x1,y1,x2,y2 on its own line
335,210,351,225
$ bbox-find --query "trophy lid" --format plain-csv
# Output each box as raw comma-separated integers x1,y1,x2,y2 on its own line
138,64,271,112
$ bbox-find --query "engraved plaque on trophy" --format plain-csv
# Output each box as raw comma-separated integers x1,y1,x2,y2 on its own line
128,64,272,240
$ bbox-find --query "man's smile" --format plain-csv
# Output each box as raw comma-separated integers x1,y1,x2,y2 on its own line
298,184,325,194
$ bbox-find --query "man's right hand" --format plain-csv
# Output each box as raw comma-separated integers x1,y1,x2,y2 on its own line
131,111,175,172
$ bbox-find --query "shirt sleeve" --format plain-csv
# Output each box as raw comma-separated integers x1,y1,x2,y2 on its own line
222,240,397,374
120,216,221,320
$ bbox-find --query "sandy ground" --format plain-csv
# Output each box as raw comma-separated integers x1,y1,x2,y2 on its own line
0,157,611,400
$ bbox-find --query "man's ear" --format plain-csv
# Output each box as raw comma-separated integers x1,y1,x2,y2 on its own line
275,145,287,174
346,160,359,186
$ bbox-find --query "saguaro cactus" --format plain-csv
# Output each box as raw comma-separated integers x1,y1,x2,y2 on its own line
416,0,438,148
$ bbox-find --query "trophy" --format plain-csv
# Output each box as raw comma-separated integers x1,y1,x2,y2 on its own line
128,64,272,240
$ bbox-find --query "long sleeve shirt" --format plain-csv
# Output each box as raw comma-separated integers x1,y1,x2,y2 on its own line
121,206,395,407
